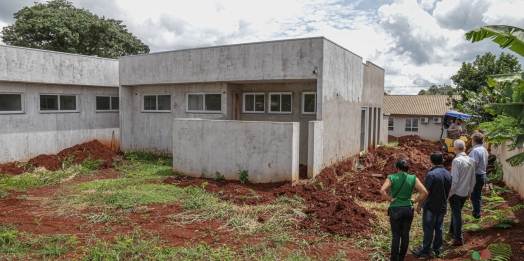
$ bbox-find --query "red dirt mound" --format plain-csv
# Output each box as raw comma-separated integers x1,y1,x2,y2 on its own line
0,140,118,175
57,140,118,169
274,171,376,237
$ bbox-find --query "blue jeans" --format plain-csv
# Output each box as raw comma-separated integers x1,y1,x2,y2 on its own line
420,208,444,256
471,174,486,218
389,206,414,261
449,194,467,241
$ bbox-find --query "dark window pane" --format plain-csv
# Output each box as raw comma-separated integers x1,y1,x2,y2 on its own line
281,94,292,112
244,95,254,112
188,94,203,111
412,119,419,127
111,97,119,110
388,118,394,126
0,94,22,111
270,94,280,112
158,95,171,110
60,95,77,110
144,95,156,110
40,95,58,110
388,127,394,131
255,94,264,112
304,94,315,113
96,96,110,110
205,94,221,111
412,128,418,132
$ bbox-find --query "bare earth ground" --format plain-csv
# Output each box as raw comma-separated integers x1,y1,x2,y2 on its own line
1,137,524,260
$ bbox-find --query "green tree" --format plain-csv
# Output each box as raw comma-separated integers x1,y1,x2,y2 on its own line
418,84,458,95
1,0,149,58
450,52,521,126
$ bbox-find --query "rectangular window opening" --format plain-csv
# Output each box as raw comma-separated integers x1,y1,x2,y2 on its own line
186,93,221,113
0,93,23,113
269,92,292,114
143,94,170,112
405,118,419,132
243,93,265,113
302,92,316,114
40,94,78,112
96,96,119,111
388,117,394,131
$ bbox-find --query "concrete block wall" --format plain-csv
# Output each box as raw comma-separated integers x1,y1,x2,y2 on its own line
0,45,120,164
0,82,119,163
119,38,323,85
228,82,316,164
119,83,228,152
0,45,118,87
496,144,524,197
173,118,299,183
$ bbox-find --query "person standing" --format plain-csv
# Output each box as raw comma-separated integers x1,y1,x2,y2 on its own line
380,159,428,261
448,139,476,246
412,152,452,259
469,132,489,219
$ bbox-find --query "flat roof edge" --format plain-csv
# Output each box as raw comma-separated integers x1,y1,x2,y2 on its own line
0,44,118,61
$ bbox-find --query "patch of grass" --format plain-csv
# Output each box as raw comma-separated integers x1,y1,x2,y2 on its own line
0,225,78,260
171,195,306,235
81,155,104,171
0,166,83,190
0,189,10,199
123,149,172,163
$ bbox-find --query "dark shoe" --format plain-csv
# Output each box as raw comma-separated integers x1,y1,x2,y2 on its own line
449,239,463,246
412,250,430,260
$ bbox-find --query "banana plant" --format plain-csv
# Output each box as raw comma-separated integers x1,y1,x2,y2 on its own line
480,72,524,166
466,25,524,57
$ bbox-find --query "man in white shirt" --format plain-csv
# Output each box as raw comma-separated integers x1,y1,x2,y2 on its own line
447,139,476,246
469,133,489,219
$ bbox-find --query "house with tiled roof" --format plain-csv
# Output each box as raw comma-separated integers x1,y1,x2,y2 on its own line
384,95,457,141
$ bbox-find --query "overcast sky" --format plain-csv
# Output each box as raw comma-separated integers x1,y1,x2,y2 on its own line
1,0,523,94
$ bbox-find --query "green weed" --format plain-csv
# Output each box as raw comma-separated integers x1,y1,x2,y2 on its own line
0,166,82,190
81,155,104,171
238,170,249,184
215,171,225,180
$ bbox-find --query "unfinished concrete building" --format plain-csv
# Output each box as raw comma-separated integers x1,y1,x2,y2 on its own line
0,45,120,163
119,37,386,182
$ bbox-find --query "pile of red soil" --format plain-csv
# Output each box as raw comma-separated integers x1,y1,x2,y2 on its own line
274,169,377,237
0,140,118,175
360,135,452,181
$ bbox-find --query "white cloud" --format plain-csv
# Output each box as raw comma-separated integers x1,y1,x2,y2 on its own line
1,0,524,95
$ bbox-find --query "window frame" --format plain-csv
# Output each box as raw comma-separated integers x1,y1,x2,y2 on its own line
268,92,293,114
242,92,265,114
142,94,171,113
185,93,222,114
95,95,119,112
388,117,394,131
301,92,316,115
39,93,79,113
0,92,25,114
405,118,419,132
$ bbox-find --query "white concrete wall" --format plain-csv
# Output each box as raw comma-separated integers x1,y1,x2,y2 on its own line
496,143,524,197
120,83,227,152
388,114,442,141
318,39,363,170
173,118,299,183
0,45,118,87
0,81,119,163
119,38,323,86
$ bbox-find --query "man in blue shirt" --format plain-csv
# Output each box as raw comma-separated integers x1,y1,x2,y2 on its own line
469,132,489,218
412,152,452,259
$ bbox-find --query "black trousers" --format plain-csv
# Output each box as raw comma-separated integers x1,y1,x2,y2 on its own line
389,206,414,261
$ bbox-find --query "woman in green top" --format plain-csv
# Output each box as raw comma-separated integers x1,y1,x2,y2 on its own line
380,159,428,261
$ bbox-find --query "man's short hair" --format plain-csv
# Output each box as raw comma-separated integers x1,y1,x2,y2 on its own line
454,139,466,151
472,132,484,144
457,119,462,123
430,152,443,165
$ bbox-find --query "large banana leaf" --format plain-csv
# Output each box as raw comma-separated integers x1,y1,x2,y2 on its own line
466,25,524,57
484,103,524,122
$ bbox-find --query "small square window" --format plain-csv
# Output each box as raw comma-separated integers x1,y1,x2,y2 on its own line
158,95,171,110
186,93,221,113
269,93,292,114
96,96,119,111
143,95,170,112
243,93,265,113
40,95,59,110
302,92,316,114
144,95,157,111
60,95,77,110
0,93,23,113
